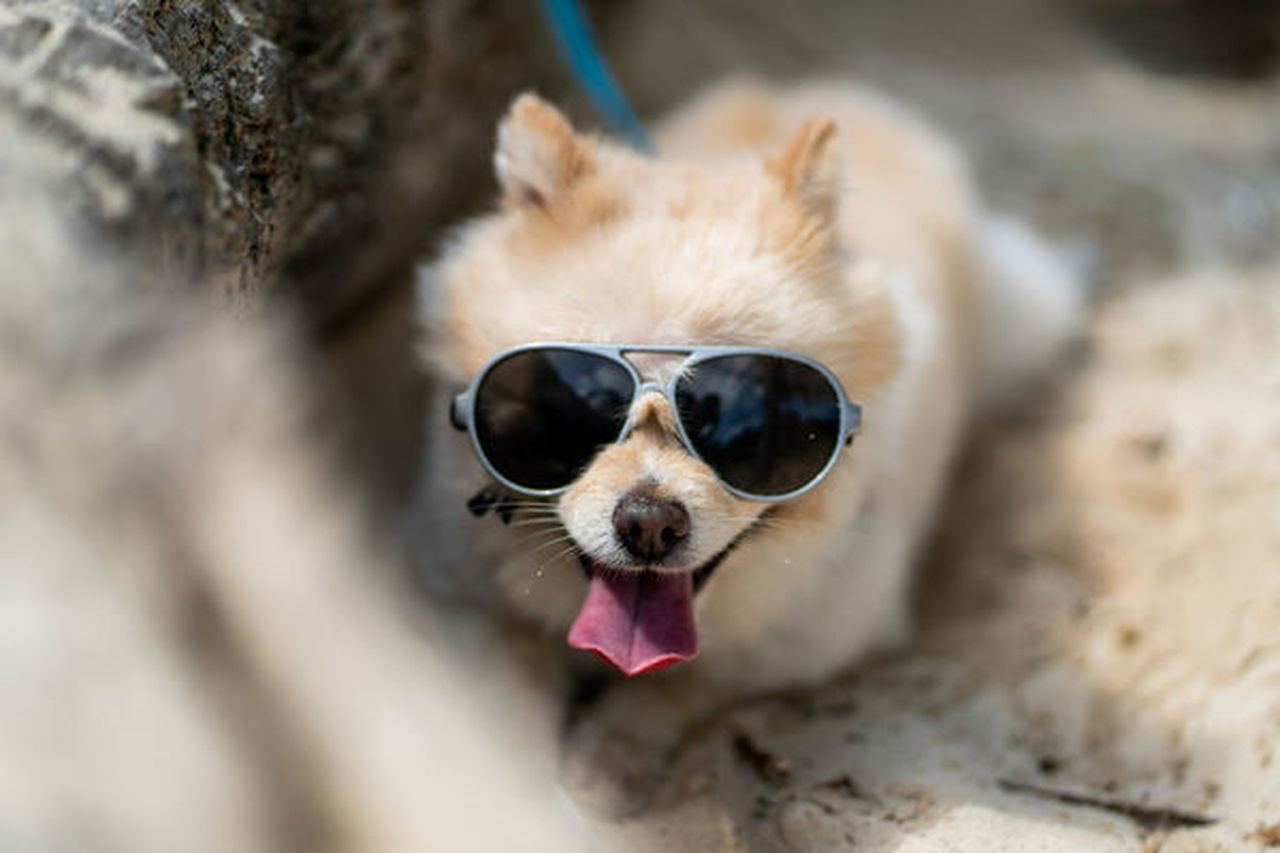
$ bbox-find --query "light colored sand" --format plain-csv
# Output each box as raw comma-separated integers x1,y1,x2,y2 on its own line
603,270,1280,851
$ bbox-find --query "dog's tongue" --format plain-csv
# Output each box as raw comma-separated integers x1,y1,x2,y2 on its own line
568,569,698,676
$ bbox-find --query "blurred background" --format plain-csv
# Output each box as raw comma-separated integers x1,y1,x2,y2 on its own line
3,1,1279,850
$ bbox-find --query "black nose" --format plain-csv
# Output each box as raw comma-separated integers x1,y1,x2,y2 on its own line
612,493,690,563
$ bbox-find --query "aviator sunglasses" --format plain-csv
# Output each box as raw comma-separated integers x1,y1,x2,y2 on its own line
450,344,863,502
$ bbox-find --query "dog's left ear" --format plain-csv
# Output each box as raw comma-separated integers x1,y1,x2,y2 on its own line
495,93,594,208
766,116,839,223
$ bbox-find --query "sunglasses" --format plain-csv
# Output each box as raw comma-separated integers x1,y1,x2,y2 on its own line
449,344,862,502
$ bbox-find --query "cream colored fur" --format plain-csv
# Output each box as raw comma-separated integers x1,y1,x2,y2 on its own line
413,80,1078,805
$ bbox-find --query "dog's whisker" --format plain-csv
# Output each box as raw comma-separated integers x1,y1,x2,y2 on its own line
503,521,569,543
504,507,564,518
516,524,570,541
506,517,565,530
719,516,817,534
507,525,568,541
464,496,560,510
508,530,565,544
516,543,578,566
538,541,584,568
511,532,568,550
754,517,822,531
525,535,581,558
512,529,575,550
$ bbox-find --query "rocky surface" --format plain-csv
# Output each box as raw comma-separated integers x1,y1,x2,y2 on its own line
0,0,575,320
0,4,590,848
0,2,209,285
0,194,584,852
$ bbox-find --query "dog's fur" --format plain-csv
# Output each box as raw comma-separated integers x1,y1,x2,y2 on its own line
414,80,1079,800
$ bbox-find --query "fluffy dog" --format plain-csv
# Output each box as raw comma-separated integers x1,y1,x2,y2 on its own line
413,80,1079,805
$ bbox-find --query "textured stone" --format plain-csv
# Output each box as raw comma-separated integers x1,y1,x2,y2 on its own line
0,0,577,321
0,2,210,282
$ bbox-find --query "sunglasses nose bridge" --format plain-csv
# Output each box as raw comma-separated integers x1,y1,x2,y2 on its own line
621,382,681,439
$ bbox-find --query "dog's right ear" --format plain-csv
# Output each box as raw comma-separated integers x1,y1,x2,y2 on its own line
495,93,594,208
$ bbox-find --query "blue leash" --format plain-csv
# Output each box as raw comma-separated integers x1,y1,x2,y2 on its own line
536,0,656,154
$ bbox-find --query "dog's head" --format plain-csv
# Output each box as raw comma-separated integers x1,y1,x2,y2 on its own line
423,94,902,674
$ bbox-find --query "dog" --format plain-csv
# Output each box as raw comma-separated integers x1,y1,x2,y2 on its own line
412,80,1080,807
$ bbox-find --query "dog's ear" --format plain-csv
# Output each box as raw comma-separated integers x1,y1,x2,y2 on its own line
766,116,839,222
495,93,594,208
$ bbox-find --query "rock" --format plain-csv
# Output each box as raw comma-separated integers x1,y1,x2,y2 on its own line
0,0,580,322
0,191,589,852
0,2,210,286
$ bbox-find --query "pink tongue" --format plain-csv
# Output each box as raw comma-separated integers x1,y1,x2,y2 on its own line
568,569,698,676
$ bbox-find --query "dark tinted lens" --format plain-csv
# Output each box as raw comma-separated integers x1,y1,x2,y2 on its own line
473,349,634,490
675,354,841,496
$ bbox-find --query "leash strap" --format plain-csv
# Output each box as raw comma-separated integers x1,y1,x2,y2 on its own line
536,0,656,153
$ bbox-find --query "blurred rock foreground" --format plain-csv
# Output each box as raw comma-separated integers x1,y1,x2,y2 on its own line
3,0,1280,850
0,2,590,850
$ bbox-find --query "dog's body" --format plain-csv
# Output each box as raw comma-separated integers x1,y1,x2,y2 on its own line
414,80,1078,796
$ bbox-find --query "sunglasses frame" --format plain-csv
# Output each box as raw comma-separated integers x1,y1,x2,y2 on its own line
450,343,863,502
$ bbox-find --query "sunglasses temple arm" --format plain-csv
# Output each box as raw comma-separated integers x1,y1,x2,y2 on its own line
449,392,470,431
844,403,863,444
